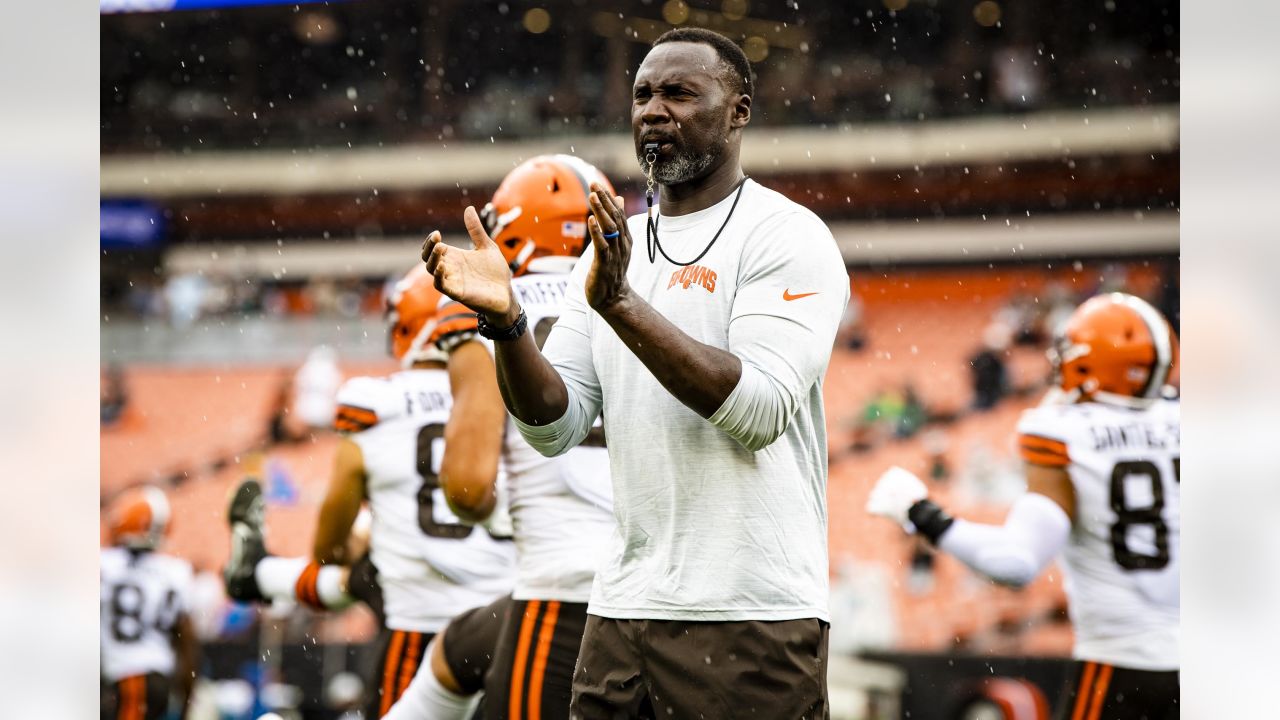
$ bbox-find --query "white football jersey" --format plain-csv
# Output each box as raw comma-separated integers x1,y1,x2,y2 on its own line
100,547,192,681
336,369,516,633
1017,396,1180,670
455,268,615,602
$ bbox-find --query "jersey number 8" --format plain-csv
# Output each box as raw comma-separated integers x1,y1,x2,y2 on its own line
1108,459,1178,571
415,423,475,539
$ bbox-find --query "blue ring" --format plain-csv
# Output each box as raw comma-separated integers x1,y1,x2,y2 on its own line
602,231,620,240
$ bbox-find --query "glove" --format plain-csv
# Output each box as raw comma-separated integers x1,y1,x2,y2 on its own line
866,466,929,531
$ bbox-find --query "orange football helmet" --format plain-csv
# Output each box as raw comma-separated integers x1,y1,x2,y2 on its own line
1050,292,1179,406
106,486,171,550
385,264,478,368
481,154,616,276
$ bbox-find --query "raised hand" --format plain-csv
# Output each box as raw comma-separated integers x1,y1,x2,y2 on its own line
422,206,518,324
584,183,633,312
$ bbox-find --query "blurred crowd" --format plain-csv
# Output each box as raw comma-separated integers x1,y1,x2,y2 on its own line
111,273,391,327
101,0,1177,153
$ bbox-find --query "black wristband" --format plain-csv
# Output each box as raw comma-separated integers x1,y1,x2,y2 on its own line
908,499,955,545
477,308,528,342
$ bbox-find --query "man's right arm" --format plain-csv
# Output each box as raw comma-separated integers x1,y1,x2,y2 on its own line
488,314,570,425
423,208,602,454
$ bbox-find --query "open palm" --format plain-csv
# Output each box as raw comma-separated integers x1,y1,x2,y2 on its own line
422,206,515,319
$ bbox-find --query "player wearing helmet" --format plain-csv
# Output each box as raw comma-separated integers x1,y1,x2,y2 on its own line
867,292,1181,720
222,267,516,718
479,154,606,277
384,155,616,720
101,486,199,720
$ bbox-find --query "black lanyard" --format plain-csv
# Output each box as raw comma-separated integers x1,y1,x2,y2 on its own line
646,177,749,267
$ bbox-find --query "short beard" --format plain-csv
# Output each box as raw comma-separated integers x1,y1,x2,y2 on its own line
637,143,720,186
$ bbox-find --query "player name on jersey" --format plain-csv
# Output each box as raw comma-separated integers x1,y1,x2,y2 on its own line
403,388,449,416
512,277,569,308
1088,420,1180,453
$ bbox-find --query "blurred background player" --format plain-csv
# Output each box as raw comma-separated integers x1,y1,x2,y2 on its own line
101,486,199,720
293,344,344,431
868,292,1180,720
269,344,346,443
386,154,617,720
223,265,517,718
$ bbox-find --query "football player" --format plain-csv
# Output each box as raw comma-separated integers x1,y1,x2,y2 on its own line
868,292,1180,719
223,266,517,718
101,486,199,720
384,155,616,720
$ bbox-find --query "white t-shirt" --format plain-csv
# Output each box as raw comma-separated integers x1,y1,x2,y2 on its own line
100,547,193,681
1017,398,1181,670
515,179,849,621
337,370,516,633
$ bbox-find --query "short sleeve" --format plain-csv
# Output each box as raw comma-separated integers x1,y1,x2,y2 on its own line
333,377,402,434
1015,407,1071,468
433,298,481,352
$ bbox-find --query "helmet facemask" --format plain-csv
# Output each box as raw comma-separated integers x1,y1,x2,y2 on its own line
483,201,535,275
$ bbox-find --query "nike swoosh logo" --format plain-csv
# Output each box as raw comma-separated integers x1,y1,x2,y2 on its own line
782,290,819,301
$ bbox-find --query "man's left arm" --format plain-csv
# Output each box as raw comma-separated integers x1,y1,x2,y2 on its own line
703,212,849,450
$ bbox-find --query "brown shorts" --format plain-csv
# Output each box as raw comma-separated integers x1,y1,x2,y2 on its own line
364,627,434,718
1053,660,1179,720
571,615,829,720
487,598,591,719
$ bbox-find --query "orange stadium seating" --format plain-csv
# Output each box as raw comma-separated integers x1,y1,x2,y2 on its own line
101,361,396,495
101,367,285,494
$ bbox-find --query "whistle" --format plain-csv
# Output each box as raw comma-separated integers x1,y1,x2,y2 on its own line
643,142,660,154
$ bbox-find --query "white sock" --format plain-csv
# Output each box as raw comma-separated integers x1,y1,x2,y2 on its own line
253,556,309,602
315,565,353,610
382,640,476,720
